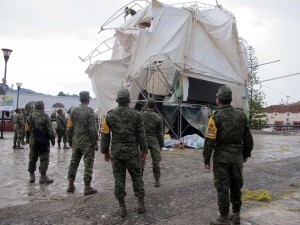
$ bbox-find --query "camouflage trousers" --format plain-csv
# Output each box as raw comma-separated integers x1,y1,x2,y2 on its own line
141,141,161,180
28,143,50,173
112,157,145,200
13,128,23,143
67,147,95,183
57,129,67,144
213,161,243,216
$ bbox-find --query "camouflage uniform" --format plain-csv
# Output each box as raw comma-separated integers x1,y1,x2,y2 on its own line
13,109,24,149
25,101,55,183
101,89,148,215
203,86,253,225
56,110,67,148
141,98,164,185
67,91,98,195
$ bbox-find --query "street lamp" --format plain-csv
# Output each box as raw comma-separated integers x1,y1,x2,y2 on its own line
0,48,13,139
16,83,22,109
2,49,13,83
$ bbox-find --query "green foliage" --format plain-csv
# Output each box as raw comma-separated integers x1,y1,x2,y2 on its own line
247,46,267,128
58,91,66,96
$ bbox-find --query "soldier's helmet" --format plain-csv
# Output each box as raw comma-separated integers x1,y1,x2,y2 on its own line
147,98,156,108
79,91,91,102
116,89,130,103
35,101,45,110
216,86,232,100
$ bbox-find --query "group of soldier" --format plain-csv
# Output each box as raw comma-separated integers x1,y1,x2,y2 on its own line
12,85,253,225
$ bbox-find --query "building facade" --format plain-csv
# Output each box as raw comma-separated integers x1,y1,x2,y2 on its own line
6,92,98,116
264,103,300,126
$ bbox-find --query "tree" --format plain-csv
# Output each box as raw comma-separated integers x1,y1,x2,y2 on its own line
58,91,66,96
247,46,267,128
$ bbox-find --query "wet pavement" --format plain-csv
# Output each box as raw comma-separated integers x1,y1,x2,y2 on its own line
0,131,299,224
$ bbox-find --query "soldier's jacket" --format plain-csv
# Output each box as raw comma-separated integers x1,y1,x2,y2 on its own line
100,106,148,159
67,103,98,148
203,105,253,164
56,114,66,131
13,113,24,130
25,110,55,144
142,109,164,148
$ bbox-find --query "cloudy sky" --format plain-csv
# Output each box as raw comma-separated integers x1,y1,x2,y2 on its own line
1,0,299,106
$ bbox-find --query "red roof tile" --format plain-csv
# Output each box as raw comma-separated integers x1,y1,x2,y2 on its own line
264,103,300,113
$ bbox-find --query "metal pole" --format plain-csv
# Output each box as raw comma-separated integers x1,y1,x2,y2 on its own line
17,87,20,108
3,60,7,81
0,111,4,139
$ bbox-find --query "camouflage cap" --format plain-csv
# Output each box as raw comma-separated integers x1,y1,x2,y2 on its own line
116,89,130,103
147,98,156,108
35,101,45,110
57,109,63,114
79,91,91,102
216,86,232,100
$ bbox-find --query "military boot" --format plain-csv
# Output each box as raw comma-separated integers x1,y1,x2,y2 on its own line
84,181,97,195
154,179,160,187
29,172,35,183
39,173,54,184
229,212,241,225
118,198,127,218
210,216,230,225
16,142,24,149
137,197,146,214
58,142,61,149
67,180,76,193
13,142,17,149
63,144,69,149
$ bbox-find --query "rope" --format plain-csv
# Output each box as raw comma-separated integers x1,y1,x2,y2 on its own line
242,189,300,212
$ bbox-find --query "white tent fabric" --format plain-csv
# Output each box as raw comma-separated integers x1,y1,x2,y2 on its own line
86,0,250,115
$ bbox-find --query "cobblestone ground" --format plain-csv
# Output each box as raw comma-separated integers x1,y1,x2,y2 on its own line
0,131,299,224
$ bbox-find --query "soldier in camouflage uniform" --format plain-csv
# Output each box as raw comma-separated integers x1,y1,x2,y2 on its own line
13,108,25,149
203,86,253,225
25,101,55,184
66,91,98,195
100,89,148,217
56,109,69,149
141,98,164,187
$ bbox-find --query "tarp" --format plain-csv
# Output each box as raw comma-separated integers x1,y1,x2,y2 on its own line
86,0,250,115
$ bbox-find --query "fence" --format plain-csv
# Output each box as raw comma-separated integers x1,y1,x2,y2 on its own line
251,124,300,131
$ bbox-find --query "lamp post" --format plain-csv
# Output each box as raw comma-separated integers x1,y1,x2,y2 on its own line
0,48,13,139
16,83,22,109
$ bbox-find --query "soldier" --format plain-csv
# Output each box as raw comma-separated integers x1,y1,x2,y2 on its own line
100,89,148,217
203,86,254,225
141,98,164,187
66,91,98,195
20,108,26,145
124,6,137,18
25,101,55,184
12,108,24,149
56,109,69,149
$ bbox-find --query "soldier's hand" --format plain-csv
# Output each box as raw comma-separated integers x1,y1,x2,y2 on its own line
243,157,248,163
104,153,111,162
140,152,147,161
204,164,211,172
94,143,99,151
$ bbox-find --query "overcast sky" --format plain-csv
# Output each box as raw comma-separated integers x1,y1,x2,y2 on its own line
1,0,299,106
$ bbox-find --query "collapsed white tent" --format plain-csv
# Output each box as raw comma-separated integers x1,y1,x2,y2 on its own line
86,0,250,115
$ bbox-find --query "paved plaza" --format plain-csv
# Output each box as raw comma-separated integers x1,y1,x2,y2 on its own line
0,131,299,224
